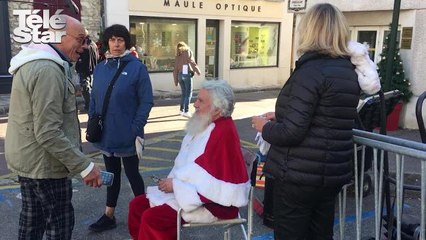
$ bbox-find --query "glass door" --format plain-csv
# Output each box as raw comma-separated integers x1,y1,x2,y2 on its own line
205,20,219,80
350,26,403,64
357,30,378,61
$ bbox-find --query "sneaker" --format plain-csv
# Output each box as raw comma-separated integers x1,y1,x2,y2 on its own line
182,112,192,118
179,111,184,116
88,214,117,232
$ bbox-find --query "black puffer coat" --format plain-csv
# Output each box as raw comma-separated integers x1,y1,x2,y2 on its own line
262,51,360,188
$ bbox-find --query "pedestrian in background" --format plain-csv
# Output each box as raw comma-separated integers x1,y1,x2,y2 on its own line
88,24,153,232
6,15,102,240
252,3,362,239
130,46,139,58
173,41,200,118
75,30,99,112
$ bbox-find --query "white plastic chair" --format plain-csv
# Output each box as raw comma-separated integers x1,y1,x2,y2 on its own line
176,147,257,240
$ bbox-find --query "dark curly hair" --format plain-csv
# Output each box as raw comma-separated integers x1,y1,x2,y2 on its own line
103,24,131,50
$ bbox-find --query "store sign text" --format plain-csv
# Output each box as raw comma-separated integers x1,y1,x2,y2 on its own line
163,0,262,13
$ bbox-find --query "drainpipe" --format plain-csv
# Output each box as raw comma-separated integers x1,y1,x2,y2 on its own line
384,0,401,91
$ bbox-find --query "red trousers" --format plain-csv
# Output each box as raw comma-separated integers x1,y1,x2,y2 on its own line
128,194,181,240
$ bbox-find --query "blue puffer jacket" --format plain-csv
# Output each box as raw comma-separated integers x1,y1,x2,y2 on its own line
89,53,153,155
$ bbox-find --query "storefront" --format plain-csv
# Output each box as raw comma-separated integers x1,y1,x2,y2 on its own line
104,0,294,95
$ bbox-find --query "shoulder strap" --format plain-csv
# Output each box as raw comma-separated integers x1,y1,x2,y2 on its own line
100,61,129,118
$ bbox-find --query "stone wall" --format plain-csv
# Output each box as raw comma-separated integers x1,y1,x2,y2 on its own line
80,0,102,42
8,1,30,57
8,0,102,57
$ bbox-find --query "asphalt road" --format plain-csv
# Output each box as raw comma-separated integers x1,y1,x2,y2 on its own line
0,89,424,239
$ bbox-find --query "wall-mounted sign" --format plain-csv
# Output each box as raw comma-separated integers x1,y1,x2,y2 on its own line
401,27,413,49
129,0,288,19
288,0,307,12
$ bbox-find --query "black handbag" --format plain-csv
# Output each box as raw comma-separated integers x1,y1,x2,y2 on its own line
86,62,128,143
86,114,103,142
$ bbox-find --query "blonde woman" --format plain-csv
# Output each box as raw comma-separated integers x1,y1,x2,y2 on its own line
173,42,200,118
252,3,362,239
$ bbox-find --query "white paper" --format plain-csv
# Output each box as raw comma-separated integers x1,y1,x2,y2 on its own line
182,64,189,74
255,132,271,155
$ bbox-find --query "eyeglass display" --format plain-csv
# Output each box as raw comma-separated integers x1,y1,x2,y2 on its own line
130,17,197,72
231,22,279,68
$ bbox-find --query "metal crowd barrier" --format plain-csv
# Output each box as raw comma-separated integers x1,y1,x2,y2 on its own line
338,129,426,240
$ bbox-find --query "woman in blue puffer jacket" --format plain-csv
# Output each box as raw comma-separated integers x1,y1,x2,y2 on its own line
88,24,153,232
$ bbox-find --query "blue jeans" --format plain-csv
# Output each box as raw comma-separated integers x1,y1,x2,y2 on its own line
178,72,193,112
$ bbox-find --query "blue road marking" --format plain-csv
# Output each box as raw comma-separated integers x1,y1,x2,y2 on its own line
0,188,20,207
253,203,412,240
333,203,411,225
253,232,274,239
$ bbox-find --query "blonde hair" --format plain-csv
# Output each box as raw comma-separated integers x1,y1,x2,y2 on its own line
297,3,350,58
176,41,189,56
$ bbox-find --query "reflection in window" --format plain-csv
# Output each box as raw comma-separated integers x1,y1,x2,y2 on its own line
129,17,197,72
231,22,279,68
383,30,401,48
357,31,377,61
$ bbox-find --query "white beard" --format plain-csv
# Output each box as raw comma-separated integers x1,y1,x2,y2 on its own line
185,111,212,136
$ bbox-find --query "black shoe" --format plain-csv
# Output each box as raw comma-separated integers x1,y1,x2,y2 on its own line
89,214,117,232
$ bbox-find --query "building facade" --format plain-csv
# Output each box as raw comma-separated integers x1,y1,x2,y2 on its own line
293,0,426,128
3,0,426,129
103,0,294,96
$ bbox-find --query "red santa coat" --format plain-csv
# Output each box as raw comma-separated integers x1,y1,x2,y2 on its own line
146,117,250,223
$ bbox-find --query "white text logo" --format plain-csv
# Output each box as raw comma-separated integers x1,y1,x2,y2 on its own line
13,9,66,44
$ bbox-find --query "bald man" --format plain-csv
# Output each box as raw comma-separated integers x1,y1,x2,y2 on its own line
6,15,102,240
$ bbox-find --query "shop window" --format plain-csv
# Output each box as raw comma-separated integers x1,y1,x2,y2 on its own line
130,17,197,72
230,22,279,69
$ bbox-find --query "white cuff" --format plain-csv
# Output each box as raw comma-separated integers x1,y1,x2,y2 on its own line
80,162,94,178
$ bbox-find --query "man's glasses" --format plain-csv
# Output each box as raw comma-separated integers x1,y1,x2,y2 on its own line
66,33,90,45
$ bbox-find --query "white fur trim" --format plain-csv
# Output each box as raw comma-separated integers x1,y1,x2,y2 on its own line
348,41,381,95
181,206,218,223
173,178,203,212
147,122,250,223
174,163,250,207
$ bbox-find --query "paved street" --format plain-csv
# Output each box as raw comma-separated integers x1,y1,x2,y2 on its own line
0,90,279,240
0,89,424,239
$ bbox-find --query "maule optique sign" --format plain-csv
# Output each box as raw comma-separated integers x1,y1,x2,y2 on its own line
12,9,66,44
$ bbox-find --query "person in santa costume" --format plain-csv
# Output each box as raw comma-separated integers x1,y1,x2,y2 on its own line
128,80,251,240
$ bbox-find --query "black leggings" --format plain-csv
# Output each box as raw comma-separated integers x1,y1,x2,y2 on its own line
103,155,145,207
